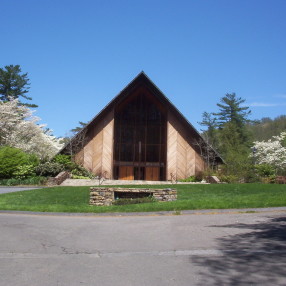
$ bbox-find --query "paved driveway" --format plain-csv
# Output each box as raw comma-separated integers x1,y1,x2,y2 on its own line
0,187,41,194
1,210,286,286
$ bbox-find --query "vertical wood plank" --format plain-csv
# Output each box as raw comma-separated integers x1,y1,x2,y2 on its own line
101,110,114,179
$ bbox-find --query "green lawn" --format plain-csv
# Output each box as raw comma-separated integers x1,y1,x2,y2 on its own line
0,184,285,213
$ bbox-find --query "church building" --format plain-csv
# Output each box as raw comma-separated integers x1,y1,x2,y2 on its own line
61,72,222,181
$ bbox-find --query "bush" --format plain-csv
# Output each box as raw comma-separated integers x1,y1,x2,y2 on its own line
35,162,65,177
179,176,200,182
0,146,38,179
71,166,94,178
219,175,239,183
71,174,90,179
255,164,275,177
52,154,75,170
13,164,36,179
260,175,276,184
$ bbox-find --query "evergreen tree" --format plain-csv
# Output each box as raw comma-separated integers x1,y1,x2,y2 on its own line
214,93,252,146
70,121,87,134
199,92,254,181
0,65,37,107
214,93,251,128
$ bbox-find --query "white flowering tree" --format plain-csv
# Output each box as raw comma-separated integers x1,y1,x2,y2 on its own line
252,132,286,174
0,98,63,159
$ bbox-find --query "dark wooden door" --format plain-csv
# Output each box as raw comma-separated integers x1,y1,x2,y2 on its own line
119,166,134,180
145,167,160,181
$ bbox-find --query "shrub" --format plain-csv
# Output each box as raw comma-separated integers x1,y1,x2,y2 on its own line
71,166,94,178
219,174,239,183
255,164,275,177
71,174,90,179
52,154,76,170
179,176,199,182
260,175,276,184
13,164,36,179
35,162,65,177
0,146,38,179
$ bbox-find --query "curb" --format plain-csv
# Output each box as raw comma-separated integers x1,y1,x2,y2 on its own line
1,207,286,217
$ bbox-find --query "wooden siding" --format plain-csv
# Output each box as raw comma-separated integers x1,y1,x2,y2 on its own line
167,117,178,180
74,110,114,178
90,122,103,175
74,148,84,166
101,111,114,179
167,113,204,180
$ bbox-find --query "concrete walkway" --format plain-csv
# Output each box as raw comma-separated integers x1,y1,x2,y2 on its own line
60,178,207,186
0,187,41,194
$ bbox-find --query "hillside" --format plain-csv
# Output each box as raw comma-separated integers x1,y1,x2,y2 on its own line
247,115,286,141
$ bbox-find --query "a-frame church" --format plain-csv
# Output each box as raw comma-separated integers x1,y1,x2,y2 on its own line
61,72,222,181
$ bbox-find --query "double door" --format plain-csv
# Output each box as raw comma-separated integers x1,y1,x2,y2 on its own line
119,166,160,181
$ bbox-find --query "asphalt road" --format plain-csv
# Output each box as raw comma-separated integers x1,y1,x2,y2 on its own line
1,210,286,286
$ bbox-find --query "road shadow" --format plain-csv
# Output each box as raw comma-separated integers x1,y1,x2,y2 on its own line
192,215,286,286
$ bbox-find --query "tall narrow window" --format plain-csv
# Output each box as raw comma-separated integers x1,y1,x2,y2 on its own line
113,91,166,181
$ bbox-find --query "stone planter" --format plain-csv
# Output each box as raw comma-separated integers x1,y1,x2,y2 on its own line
89,187,177,206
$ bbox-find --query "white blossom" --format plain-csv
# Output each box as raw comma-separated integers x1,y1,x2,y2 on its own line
0,98,63,159
251,132,286,171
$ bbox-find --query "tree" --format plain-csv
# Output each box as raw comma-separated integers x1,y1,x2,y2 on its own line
199,93,254,181
214,93,251,128
198,112,218,147
0,65,37,107
70,121,87,134
247,115,286,141
0,98,63,159
252,132,286,175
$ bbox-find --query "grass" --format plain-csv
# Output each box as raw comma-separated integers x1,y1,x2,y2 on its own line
0,184,286,213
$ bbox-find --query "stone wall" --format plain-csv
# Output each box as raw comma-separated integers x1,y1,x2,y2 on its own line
89,187,177,206
46,171,71,186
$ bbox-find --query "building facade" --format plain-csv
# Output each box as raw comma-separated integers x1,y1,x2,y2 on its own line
61,72,222,181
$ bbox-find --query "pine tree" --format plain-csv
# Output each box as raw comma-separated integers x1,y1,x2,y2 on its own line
214,93,252,146
214,93,251,128
0,65,37,107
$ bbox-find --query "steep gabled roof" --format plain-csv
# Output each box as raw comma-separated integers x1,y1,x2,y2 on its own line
60,72,223,163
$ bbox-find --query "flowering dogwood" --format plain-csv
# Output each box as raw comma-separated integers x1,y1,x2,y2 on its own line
0,98,63,159
252,132,286,172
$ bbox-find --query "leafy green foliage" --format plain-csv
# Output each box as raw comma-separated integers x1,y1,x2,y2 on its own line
199,93,255,181
70,121,87,134
214,93,251,128
247,115,286,141
71,166,94,178
52,154,94,178
0,65,37,107
71,174,90,179
255,164,275,177
35,162,65,177
179,176,200,182
52,154,75,170
218,174,239,183
13,165,36,179
0,146,38,179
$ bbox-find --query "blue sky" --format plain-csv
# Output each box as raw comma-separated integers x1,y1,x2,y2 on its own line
1,0,286,137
